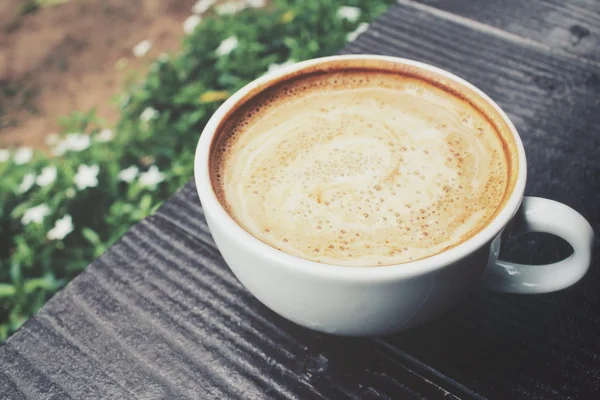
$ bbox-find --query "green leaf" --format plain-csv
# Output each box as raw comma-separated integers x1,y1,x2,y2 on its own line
82,228,101,246
0,284,16,298
150,201,163,215
23,274,64,294
10,202,32,219
140,194,152,212
10,262,22,286
14,237,34,267
23,278,52,294
0,324,8,342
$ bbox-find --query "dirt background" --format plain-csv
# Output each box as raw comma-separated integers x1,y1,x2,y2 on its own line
0,0,198,148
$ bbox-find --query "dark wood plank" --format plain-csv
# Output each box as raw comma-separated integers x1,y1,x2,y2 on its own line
411,0,600,62
342,3,600,399
0,204,460,399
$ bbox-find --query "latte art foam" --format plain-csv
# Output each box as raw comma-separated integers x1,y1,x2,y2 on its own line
212,70,510,266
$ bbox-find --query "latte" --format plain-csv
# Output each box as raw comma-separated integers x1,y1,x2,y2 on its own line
211,68,514,266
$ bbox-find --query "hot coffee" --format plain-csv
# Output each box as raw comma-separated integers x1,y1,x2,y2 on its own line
211,66,516,266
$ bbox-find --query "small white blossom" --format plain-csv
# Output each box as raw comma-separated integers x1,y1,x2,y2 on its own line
65,188,76,198
13,147,33,165
53,133,91,155
74,164,99,190
118,165,139,183
66,133,90,151
216,36,238,56
192,0,217,14
47,215,74,241
337,6,361,22
21,204,50,225
96,128,114,142
36,166,57,187
183,14,202,34
140,107,159,122
133,40,153,58
52,142,67,156
0,149,10,162
347,22,369,42
139,165,165,188
246,0,266,8
18,173,36,193
216,1,246,15
45,133,60,146
267,59,296,73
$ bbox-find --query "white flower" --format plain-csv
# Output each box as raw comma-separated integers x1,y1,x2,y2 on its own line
192,0,217,14
118,165,139,183
337,6,361,22
183,14,202,34
52,142,67,156
18,173,36,193
47,215,74,241
45,133,60,146
347,22,369,42
13,147,33,165
0,149,10,162
36,166,57,187
65,188,76,198
246,0,266,8
216,36,238,56
139,165,165,188
67,133,90,151
267,59,296,73
74,164,99,190
216,1,246,15
21,204,51,225
133,40,153,58
140,107,159,122
96,128,114,142
53,133,91,155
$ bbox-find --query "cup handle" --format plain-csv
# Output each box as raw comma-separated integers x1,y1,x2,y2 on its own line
480,196,594,294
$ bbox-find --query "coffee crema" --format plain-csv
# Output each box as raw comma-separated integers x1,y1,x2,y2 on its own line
211,67,515,266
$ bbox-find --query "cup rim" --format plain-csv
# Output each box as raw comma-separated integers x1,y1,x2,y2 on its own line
194,54,527,281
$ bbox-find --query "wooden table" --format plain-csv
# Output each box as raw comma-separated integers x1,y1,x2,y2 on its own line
2,1,599,398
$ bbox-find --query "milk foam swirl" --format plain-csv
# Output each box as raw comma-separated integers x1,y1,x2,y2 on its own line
213,71,509,266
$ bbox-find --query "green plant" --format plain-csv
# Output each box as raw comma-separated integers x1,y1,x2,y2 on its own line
0,0,394,342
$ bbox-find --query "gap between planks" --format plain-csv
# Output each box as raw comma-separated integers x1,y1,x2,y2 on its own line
395,0,600,68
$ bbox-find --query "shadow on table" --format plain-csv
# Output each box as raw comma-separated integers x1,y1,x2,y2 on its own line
253,232,585,398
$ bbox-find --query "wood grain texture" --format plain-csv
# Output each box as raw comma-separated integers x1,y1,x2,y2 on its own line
2,1,600,399
411,0,600,62
0,207,458,399
341,3,600,399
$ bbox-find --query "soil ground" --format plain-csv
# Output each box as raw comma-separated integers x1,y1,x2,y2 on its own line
0,0,197,148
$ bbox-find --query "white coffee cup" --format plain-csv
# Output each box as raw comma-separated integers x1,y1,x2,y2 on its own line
194,55,594,336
